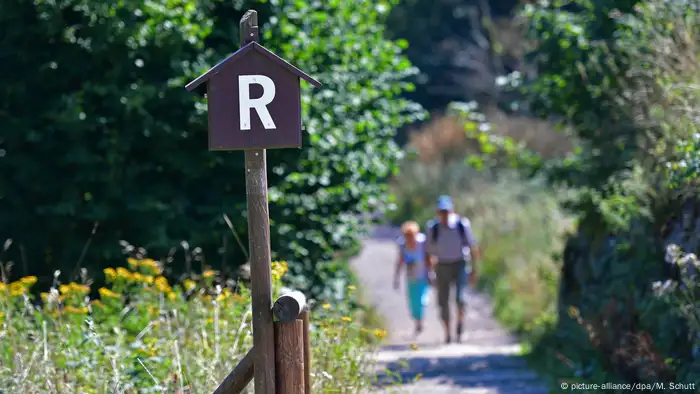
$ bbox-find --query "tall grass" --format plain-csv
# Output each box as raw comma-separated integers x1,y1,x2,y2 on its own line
0,257,386,393
388,110,573,344
389,160,572,342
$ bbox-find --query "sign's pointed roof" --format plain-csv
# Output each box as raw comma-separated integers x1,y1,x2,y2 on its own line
185,42,322,92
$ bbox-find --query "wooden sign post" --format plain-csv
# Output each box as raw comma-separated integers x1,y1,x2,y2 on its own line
185,9,321,394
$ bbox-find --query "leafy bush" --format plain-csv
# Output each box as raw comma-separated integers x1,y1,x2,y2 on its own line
654,245,700,382
0,0,424,302
0,256,387,393
509,0,700,388
388,103,573,343
389,159,571,342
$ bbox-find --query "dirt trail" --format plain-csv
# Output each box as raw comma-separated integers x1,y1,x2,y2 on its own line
351,226,549,394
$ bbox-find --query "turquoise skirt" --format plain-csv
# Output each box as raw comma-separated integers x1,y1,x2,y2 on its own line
406,278,429,320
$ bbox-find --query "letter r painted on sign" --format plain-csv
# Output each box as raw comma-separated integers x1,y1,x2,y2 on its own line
238,75,277,131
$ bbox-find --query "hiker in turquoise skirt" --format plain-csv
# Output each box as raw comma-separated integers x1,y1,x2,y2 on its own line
393,221,431,335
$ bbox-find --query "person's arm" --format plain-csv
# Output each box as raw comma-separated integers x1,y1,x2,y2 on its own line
394,253,404,290
423,224,437,283
461,218,480,282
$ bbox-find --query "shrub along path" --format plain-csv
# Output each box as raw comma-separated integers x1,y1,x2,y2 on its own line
351,225,549,393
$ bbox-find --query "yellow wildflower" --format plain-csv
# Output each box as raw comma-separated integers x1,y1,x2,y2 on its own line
58,284,71,295
183,279,196,291
322,303,330,309
271,261,288,281
568,306,580,318
341,316,352,323
410,343,419,350
64,305,89,314
347,285,356,291
127,257,140,269
373,329,387,340
70,282,90,295
0,311,4,320
10,282,26,296
20,276,37,286
216,293,227,303
202,270,216,279
139,258,162,275
154,276,170,293
103,268,117,281
167,291,176,301
361,328,368,334
40,292,49,302
275,261,289,275
230,293,246,303
132,272,144,283
142,275,154,284
0,282,6,292
116,267,132,281
91,300,104,308
99,287,120,299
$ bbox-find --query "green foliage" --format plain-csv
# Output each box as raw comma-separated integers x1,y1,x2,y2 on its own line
653,245,700,382
388,156,571,343
446,102,544,174
517,0,643,204
612,0,700,192
0,0,425,301
0,258,386,393
384,0,522,115
513,0,700,387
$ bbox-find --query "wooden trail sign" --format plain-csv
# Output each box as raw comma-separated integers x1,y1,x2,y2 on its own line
185,19,321,150
185,9,321,394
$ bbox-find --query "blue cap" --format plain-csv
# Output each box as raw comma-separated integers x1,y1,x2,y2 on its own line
437,195,453,211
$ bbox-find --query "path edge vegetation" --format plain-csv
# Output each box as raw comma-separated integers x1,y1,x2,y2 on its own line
0,254,390,393
1,0,417,391
389,0,700,389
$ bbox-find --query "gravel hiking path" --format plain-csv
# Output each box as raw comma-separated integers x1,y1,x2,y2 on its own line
350,225,550,394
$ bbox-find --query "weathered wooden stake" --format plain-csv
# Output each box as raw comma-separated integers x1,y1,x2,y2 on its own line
274,320,305,394
187,7,321,394
299,309,312,394
212,347,254,394
273,290,307,323
240,10,276,394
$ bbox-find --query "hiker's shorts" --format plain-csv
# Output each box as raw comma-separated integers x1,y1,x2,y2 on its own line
435,260,469,321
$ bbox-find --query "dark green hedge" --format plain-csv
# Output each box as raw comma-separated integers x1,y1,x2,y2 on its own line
0,0,425,301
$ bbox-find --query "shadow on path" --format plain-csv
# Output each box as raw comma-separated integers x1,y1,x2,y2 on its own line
375,352,542,392
351,225,548,394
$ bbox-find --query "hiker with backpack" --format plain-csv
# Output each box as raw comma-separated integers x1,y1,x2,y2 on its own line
394,220,431,336
425,195,481,344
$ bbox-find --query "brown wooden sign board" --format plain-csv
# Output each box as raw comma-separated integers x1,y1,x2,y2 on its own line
186,42,322,151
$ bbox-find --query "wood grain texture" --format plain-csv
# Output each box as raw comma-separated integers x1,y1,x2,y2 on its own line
240,12,275,394
274,320,305,394
273,291,307,322
212,347,254,394
299,310,311,394
245,147,276,394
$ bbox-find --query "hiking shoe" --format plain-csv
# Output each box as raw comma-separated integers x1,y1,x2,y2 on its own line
414,323,423,336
